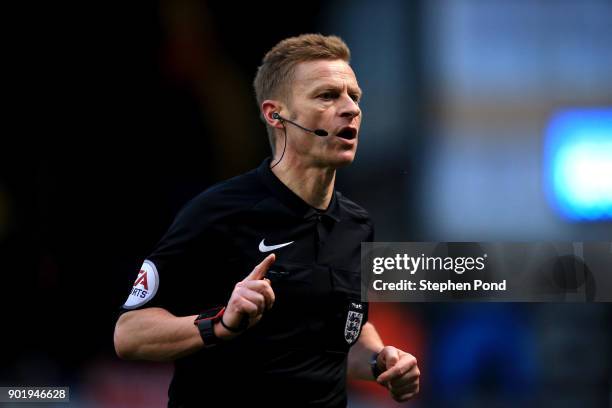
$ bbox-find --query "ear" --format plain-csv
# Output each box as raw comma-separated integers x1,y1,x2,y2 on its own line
262,100,284,129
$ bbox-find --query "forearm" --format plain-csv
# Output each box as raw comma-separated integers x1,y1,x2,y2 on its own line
114,307,204,362
114,256,276,362
347,322,384,381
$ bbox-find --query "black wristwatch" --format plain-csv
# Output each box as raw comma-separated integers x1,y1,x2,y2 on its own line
194,306,225,348
370,351,383,380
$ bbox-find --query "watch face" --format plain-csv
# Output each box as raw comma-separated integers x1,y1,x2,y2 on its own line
195,315,219,348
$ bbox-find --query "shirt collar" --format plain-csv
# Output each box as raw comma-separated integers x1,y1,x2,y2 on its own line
256,157,341,222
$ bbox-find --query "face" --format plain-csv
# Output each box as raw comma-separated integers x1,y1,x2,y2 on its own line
284,59,362,168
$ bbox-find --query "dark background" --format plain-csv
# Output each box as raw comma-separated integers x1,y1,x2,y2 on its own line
2,1,611,407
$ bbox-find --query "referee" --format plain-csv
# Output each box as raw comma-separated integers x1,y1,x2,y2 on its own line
114,34,420,407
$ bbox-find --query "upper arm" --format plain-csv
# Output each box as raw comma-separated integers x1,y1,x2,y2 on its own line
117,197,216,317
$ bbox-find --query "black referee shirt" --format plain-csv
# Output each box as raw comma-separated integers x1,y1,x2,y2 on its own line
120,158,374,407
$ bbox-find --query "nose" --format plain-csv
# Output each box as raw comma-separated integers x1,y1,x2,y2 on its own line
339,94,361,119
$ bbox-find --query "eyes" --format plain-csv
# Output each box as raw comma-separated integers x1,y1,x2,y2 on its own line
318,90,361,103
319,91,336,100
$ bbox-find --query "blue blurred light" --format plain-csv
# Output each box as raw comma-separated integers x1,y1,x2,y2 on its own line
544,109,612,221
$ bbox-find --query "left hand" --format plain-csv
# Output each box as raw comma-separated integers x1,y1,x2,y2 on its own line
375,346,420,402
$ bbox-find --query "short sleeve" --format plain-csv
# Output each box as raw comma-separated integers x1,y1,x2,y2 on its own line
118,197,217,316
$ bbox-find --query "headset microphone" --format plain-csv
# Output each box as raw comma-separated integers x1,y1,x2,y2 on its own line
272,112,328,137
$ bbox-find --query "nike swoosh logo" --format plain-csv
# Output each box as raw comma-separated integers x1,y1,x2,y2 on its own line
259,239,294,252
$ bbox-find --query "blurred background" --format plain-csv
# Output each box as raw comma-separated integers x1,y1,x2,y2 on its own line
2,0,611,407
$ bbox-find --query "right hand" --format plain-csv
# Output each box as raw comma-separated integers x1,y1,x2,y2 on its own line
215,254,276,340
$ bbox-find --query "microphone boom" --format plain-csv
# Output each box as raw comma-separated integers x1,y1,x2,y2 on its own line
272,113,328,137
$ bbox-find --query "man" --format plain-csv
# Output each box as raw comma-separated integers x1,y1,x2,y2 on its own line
114,34,420,407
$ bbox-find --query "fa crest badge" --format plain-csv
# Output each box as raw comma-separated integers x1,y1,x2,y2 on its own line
344,302,364,345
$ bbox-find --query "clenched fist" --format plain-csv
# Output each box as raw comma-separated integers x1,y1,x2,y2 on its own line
375,346,420,402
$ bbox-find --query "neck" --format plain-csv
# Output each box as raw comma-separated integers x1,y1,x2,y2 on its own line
270,154,336,211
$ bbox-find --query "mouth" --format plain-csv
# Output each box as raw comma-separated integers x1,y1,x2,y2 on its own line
335,126,357,140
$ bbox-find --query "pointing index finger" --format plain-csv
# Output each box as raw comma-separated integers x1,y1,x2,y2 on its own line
244,253,276,281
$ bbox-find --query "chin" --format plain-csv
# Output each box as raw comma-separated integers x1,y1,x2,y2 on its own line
329,151,356,168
